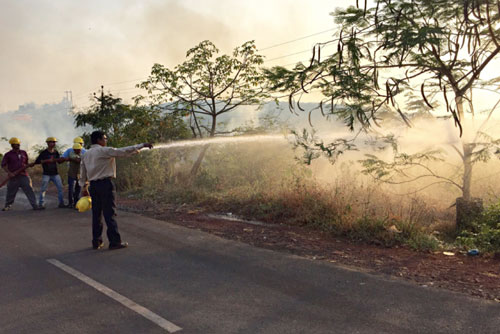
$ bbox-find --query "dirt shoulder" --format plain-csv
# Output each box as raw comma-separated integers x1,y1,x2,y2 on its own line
117,196,500,302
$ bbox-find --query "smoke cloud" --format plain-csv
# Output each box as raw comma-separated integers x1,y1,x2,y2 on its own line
0,0,339,112
0,98,79,153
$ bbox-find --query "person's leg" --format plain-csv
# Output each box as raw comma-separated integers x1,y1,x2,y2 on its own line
52,175,65,205
89,181,104,248
68,176,75,207
38,175,50,207
101,179,121,246
4,177,20,208
19,175,38,209
73,179,81,206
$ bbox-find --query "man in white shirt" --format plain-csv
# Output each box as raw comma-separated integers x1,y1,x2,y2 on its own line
80,131,152,250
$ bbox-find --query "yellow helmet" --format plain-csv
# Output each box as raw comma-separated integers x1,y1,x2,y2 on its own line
46,137,57,142
9,137,21,145
76,196,92,213
73,136,84,144
73,143,83,150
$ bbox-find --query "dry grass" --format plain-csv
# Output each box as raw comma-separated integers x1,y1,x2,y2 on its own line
115,141,467,251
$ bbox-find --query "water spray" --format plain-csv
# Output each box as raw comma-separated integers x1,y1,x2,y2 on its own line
152,134,292,150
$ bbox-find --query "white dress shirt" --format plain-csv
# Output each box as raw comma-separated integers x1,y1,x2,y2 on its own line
79,143,146,187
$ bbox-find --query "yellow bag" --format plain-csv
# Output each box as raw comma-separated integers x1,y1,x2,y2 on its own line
76,196,92,213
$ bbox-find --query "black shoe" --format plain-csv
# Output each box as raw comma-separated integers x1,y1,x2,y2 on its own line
58,203,68,208
92,241,104,250
2,205,11,211
33,205,45,211
109,242,128,250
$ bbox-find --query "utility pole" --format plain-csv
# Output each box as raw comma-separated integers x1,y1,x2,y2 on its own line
64,90,73,112
100,85,104,112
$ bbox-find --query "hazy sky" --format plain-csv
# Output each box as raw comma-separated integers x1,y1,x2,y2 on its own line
0,0,346,113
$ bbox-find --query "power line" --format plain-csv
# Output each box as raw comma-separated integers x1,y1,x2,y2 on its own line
263,29,370,64
109,86,143,93
22,27,345,109
264,43,337,64
78,26,340,98
259,28,336,51
264,49,313,63
103,77,148,86
72,78,147,99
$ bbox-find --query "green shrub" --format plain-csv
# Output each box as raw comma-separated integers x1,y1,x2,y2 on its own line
456,201,500,253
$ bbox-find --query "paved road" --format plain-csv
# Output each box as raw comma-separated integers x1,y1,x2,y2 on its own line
1,188,500,334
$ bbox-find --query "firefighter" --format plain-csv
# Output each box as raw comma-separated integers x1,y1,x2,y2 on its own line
80,131,152,250
1,137,41,211
34,137,67,208
67,143,83,208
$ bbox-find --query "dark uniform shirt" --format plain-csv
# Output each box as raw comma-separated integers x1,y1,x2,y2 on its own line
1,150,29,176
35,149,60,175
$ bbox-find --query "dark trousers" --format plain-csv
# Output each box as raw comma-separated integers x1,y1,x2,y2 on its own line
89,178,121,246
68,176,81,206
5,175,37,209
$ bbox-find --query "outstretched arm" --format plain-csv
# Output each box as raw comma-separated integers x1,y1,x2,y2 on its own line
102,143,153,158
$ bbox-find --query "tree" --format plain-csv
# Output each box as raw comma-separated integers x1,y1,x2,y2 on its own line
266,0,500,226
74,86,190,147
138,40,268,175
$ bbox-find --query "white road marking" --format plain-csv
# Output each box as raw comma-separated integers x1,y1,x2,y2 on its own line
47,258,182,333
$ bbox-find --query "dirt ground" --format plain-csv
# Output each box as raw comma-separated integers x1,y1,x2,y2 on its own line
116,196,500,302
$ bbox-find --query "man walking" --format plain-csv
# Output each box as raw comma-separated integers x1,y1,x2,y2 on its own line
80,131,152,250
67,143,83,208
1,137,41,211
35,137,67,208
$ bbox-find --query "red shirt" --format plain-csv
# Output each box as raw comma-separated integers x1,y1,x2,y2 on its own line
1,150,29,176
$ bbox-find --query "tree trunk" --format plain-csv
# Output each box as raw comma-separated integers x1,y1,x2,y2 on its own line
190,114,217,176
455,95,465,121
462,143,473,201
454,96,483,230
456,197,483,231
190,144,209,176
